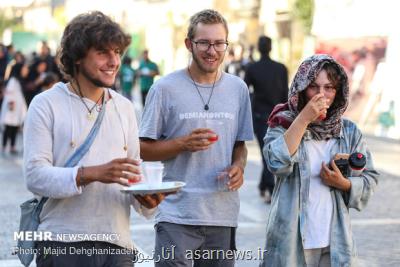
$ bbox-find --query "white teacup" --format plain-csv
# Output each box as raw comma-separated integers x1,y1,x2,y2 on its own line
143,162,164,187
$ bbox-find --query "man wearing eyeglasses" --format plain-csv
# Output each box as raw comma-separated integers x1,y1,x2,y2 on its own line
139,9,253,267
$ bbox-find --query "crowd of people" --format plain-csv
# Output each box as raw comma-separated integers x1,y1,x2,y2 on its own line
0,41,60,154
0,42,159,155
0,8,379,267
119,49,159,105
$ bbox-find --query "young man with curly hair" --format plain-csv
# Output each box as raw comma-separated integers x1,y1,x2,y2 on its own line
23,11,166,267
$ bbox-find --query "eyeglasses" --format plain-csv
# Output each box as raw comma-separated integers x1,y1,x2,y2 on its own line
191,40,229,52
308,84,336,94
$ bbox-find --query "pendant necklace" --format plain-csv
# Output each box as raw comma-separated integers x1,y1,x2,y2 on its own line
71,80,105,121
187,68,218,111
110,93,128,151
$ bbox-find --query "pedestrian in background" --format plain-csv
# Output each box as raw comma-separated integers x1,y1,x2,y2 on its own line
244,35,288,203
138,49,159,106
224,48,242,76
119,55,136,101
139,9,253,267
260,54,379,266
0,44,8,82
0,63,27,155
23,59,48,106
39,71,59,92
23,11,167,267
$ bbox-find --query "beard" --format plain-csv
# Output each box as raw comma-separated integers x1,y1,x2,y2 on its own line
191,50,224,74
79,64,115,88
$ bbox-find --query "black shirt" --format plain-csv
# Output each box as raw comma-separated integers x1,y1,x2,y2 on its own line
244,56,288,116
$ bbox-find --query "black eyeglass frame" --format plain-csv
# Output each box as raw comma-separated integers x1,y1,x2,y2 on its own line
191,40,229,52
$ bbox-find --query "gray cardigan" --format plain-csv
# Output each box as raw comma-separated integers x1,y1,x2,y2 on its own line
23,83,154,249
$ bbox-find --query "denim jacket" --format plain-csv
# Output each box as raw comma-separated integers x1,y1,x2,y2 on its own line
260,118,379,267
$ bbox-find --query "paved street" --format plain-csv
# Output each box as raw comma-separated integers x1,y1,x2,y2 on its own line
0,134,399,267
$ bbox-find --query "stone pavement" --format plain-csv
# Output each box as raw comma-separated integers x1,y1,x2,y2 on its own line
0,135,399,266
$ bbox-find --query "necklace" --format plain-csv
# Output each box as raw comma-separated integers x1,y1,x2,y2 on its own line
187,68,218,111
71,80,105,120
110,93,128,151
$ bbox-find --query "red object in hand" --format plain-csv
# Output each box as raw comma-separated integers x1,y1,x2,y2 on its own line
208,135,219,142
128,178,138,184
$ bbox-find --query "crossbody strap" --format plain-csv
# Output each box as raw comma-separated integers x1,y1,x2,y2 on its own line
37,93,107,209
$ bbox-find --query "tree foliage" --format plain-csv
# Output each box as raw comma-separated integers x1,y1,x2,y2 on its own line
292,0,314,34
0,11,23,38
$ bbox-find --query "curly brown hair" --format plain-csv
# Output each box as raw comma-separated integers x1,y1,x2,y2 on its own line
187,9,228,40
58,11,131,80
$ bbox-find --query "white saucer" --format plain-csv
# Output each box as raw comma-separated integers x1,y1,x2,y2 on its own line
121,181,186,195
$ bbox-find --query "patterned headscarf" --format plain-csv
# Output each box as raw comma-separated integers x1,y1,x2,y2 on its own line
268,54,349,140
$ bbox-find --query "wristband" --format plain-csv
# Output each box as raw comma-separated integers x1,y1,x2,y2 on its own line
79,166,86,187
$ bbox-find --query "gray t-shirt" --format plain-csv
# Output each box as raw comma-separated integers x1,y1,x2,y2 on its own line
139,69,253,227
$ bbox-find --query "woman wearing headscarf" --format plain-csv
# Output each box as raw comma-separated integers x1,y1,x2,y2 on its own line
1,63,27,154
260,55,379,267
